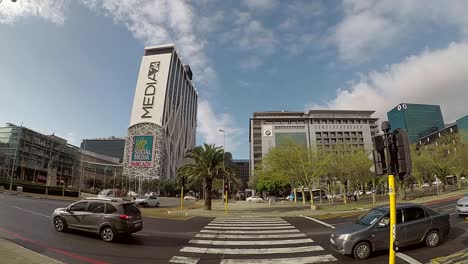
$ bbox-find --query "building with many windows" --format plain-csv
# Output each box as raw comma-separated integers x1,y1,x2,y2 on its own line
232,159,249,190
249,110,379,173
81,138,125,163
387,103,444,143
123,44,198,184
0,123,79,186
417,114,468,145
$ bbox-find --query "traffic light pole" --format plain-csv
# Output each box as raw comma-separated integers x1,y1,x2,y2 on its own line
180,186,184,211
225,190,228,215
388,174,396,264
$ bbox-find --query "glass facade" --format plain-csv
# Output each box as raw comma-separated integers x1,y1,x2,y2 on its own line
387,103,444,143
456,115,468,141
81,139,125,162
275,132,308,147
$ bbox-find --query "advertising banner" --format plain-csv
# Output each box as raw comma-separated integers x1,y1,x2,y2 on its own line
130,135,155,168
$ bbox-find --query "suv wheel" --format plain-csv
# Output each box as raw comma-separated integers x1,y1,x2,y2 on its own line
156,202,160,207
425,230,440,248
101,226,115,242
54,217,67,232
353,241,371,260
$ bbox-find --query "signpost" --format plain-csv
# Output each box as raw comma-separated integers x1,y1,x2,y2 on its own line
371,121,411,264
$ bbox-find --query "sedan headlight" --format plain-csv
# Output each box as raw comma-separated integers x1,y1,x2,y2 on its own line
338,234,351,241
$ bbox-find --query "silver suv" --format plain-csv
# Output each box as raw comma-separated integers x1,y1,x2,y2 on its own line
52,198,143,242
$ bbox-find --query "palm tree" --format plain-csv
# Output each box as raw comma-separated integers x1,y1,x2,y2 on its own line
178,144,232,210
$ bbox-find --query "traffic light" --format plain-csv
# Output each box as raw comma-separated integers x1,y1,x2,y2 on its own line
392,128,412,181
180,176,185,187
224,182,229,193
372,135,387,176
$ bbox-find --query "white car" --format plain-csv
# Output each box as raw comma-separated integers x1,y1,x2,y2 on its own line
134,195,160,207
456,193,468,215
184,195,198,201
246,196,264,202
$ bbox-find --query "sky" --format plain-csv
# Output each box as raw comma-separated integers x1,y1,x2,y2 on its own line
1,0,468,159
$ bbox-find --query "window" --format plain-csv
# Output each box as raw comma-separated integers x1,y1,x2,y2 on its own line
404,207,426,222
70,202,87,212
105,204,118,214
87,202,105,214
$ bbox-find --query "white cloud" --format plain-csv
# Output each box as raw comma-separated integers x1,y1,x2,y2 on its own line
81,0,216,86
224,11,277,55
241,0,278,11
240,56,263,70
0,0,67,25
197,100,243,153
308,42,468,122
332,0,468,62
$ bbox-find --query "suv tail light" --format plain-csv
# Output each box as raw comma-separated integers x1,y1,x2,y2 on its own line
119,214,133,221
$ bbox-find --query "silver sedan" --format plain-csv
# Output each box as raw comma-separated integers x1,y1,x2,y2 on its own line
456,193,468,215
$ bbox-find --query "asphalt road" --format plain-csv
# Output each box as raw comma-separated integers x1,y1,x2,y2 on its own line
0,192,466,264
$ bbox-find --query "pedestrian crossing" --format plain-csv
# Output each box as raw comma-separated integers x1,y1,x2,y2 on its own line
169,217,337,264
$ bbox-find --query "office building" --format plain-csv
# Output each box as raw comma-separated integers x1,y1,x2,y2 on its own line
0,123,79,186
387,103,444,143
418,114,468,145
81,138,125,163
123,44,198,182
249,110,379,173
232,159,249,190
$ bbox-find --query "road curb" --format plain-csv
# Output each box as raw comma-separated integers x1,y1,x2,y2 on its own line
422,195,464,206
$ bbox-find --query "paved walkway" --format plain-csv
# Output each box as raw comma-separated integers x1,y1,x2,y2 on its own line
0,238,63,264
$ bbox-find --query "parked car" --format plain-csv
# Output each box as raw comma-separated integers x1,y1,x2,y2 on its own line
97,189,118,198
184,195,198,201
52,197,143,242
134,195,160,207
456,193,468,215
246,196,264,202
330,203,450,260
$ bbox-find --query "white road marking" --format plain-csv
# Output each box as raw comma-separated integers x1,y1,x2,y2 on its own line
204,226,295,230
180,245,324,255
220,255,338,264
300,215,335,229
189,238,313,245
195,233,306,239
200,229,300,234
396,253,423,264
449,212,458,216
208,223,291,227
211,221,288,224
133,233,151,237
216,218,283,221
12,206,51,218
169,256,200,264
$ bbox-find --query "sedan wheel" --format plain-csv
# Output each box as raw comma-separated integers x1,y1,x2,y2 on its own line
425,230,440,248
101,227,115,242
353,241,371,260
156,202,160,207
54,217,66,232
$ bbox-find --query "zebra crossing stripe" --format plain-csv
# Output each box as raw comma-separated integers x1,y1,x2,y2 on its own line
180,245,324,255
211,221,288,224
216,218,283,221
220,255,338,264
200,229,300,234
195,233,307,239
169,256,200,264
208,223,291,227
189,238,313,245
204,226,295,230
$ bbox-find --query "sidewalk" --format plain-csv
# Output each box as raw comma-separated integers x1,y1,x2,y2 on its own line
0,189,80,202
0,238,63,264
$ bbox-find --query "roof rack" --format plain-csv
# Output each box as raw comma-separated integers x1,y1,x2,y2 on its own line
84,197,130,203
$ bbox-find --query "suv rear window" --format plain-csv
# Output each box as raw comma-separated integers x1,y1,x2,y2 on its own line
122,203,141,215
105,203,118,214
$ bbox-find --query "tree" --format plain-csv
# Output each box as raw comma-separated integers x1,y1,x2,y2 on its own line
411,145,433,191
178,144,231,210
260,140,329,209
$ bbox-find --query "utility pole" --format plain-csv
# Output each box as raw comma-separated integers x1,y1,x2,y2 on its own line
10,122,23,191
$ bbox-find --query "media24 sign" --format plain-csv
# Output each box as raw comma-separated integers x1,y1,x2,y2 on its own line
130,135,155,168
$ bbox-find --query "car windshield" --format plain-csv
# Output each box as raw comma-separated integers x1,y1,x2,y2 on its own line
356,208,386,226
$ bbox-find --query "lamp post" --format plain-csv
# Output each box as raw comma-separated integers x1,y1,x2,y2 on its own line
218,129,228,215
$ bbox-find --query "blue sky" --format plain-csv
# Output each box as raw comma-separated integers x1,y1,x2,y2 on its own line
1,0,468,159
